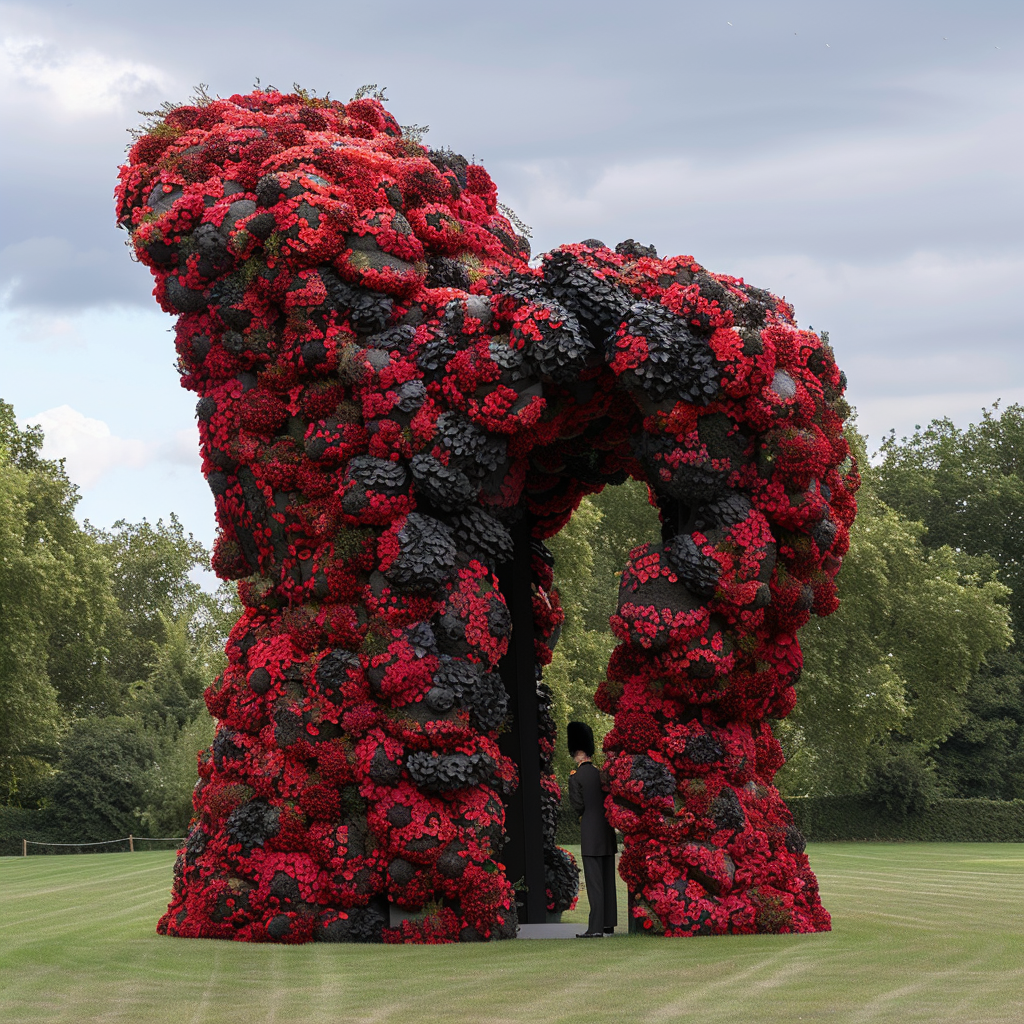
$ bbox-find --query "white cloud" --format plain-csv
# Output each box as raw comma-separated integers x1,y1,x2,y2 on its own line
856,390,1024,459
23,406,197,488
164,428,200,466
728,250,1024,334
0,306,83,345
1,35,169,115
500,88,1022,262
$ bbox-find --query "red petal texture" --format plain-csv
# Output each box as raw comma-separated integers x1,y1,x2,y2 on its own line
116,88,856,942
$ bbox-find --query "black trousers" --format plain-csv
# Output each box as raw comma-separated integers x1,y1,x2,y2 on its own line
582,854,618,934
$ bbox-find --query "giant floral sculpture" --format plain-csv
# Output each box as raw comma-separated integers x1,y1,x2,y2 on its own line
116,88,857,942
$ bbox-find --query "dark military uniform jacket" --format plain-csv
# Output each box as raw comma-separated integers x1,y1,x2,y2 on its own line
568,760,617,856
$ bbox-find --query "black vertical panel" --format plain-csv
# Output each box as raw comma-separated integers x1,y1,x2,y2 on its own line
496,514,547,925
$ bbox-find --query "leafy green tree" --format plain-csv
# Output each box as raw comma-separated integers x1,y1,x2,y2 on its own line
876,404,1024,627
777,492,1010,795
547,478,661,782
0,401,114,804
0,460,63,803
863,743,942,817
1,399,240,839
99,523,238,834
131,606,230,836
142,712,215,837
547,498,616,782
49,717,156,842
930,648,1024,799
94,516,218,691
577,478,662,634
876,404,1024,798
776,421,1011,795
131,612,214,733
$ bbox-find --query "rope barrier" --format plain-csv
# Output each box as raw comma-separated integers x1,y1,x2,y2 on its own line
24,837,185,846
21,835,185,855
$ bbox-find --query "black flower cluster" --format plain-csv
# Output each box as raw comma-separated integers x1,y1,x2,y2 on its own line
539,780,560,846
448,506,514,568
667,534,722,598
545,845,581,914
425,256,471,290
619,300,720,404
436,412,507,476
183,822,207,866
415,326,459,375
317,903,387,943
364,323,417,354
347,456,409,492
710,787,746,832
684,733,726,765
541,249,632,340
225,799,280,854
635,433,731,505
320,266,393,335
410,454,476,512
212,728,245,770
385,513,458,592
784,825,807,854
406,751,497,792
615,239,658,259
434,655,509,733
631,754,676,799
369,747,403,786
693,493,753,531
316,648,361,694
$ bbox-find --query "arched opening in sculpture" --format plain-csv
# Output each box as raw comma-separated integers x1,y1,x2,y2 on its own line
116,88,857,942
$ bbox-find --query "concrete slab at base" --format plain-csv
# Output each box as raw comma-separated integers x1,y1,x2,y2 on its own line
517,923,613,939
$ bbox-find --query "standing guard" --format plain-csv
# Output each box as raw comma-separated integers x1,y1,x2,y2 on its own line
568,721,618,938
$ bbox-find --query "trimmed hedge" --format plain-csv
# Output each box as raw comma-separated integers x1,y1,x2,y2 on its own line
554,796,1024,846
788,796,1024,842
0,806,56,857
556,798,581,845
8,796,1024,857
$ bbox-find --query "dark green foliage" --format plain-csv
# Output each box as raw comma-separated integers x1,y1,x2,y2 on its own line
577,477,662,634
865,745,941,817
142,714,216,837
876,404,1024,800
547,478,661,785
0,401,232,844
0,400,114,802
789,796,1024,842
776,421,1010,796
50,718,156,842
94,516,221,692
131,615,215,733
0,805,57,856
930,648,1024,800
876,404,1024,628
555,796,581,844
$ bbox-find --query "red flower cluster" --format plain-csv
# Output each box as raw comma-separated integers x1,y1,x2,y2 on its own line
117,88,856,942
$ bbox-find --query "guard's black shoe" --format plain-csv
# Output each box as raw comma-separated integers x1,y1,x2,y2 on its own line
604,927,614,934
576,931,604,938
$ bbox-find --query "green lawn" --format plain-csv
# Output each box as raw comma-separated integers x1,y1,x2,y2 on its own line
1,844,1022,1023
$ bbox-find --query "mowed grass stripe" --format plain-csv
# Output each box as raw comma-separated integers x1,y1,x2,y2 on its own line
1,844,1023,1023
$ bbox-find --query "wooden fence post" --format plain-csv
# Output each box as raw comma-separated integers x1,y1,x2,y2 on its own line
129,834,134,853
23,839,27,857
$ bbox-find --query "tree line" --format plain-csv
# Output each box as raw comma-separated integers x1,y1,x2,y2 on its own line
1,400,236,843
3,397,1023,844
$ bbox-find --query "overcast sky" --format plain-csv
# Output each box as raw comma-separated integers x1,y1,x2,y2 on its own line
1,0,1021,552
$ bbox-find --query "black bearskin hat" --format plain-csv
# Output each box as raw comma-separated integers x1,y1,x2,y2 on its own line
567,721,595,757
